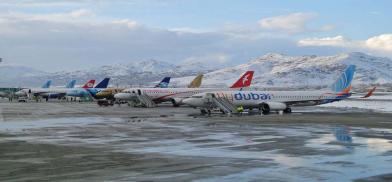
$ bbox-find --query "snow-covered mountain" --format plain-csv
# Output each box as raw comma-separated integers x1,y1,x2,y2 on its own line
0,59,215,87
172,52,392,90
1,52,391,89
0,64,48,87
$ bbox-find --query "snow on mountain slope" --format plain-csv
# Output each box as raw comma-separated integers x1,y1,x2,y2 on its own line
171,52,392,89
1,52,391,88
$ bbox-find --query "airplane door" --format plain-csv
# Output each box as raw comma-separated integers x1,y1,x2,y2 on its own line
137,89,142,95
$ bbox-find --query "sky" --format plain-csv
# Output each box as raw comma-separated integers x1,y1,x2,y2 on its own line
0,0,391,72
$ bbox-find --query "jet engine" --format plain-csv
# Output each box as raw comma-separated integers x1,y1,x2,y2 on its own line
171,98,184,107
259,102,287,114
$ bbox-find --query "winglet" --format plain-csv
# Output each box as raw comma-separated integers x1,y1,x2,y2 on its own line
82,80,95,88
361,87,376,98
230,71,254,88
95,78,110,88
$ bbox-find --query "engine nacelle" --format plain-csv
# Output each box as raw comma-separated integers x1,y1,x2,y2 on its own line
260,102,287,114
171,98,184,107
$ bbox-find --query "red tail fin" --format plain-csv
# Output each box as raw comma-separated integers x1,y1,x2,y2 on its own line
230,71,254,88
361,87,376,98
82,80,95,88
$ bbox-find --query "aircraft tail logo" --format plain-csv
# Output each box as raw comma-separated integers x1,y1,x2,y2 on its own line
330,65,356,93
155,77,171,88
82,80,96,88
66,80,76,88
230,71,254,88
95,78,110,88
188,74,203,88
42,80,52,88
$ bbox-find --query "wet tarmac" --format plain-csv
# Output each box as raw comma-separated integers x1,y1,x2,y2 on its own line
0,101,392,181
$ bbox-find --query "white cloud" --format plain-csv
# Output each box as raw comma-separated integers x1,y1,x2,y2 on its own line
298,36,352,47
111,19,139,29
365,34,392,52
258,12,317,34
0,9,95,23
298,34,392,56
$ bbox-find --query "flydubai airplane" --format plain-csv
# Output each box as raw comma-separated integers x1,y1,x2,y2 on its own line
114,71,254,106
183,65,356,114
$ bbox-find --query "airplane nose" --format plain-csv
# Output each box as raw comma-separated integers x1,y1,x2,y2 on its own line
182,98,196,107
15,91,26,96
114,93,131,100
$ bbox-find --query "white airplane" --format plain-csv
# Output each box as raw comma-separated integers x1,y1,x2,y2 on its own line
15,80,94,100
183,65,356,114
114,71,254,107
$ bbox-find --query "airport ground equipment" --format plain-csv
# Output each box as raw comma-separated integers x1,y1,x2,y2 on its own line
204,93,238,115
136,94,156,108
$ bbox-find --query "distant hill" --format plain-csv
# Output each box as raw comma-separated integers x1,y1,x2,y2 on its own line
1,52,391,91
172,52,392,90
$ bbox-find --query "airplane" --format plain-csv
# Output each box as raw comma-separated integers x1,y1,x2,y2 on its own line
15,80,52,97
15,80,95,101
95,76,172,101
182,65,356,115
114,71,254,107
65,79,98,98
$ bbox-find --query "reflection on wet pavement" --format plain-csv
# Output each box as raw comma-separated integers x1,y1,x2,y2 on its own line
1,116,392,181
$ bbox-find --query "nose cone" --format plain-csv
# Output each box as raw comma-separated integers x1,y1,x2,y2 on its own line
114,93,132,100
15,91,26,96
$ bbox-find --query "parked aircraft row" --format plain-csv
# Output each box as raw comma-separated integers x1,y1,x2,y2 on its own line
13,65,374,115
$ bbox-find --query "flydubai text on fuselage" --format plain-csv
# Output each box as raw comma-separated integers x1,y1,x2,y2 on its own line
183,65,356,114
114,71,254,105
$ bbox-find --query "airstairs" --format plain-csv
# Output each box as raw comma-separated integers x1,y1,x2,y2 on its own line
136,94,156,108
205,93,238,114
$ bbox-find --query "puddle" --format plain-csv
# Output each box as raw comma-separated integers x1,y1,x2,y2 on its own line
1,117,392,181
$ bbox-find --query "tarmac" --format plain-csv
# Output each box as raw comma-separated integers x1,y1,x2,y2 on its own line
0,100,392,181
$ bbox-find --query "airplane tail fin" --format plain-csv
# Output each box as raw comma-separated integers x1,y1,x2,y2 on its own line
361,87,376,98
82,80,95,89
188,74,203,88
155,77,171,88
95,78,110,88
230,71,254,88
330,65,356,93
42,80,52,88
66,80,76,88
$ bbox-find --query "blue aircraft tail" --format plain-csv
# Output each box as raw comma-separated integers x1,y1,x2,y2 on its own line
330,65,356,93
95,78,110,88
155,77,171,88
66,80,76,88
42,80,52,88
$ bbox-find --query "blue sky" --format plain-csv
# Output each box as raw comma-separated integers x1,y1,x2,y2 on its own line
0,0,391,71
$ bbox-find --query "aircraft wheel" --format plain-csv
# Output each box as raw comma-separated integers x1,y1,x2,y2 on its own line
284,107,292,113
200,109,208,115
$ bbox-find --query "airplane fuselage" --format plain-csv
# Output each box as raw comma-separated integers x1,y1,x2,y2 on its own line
183,90,351,109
